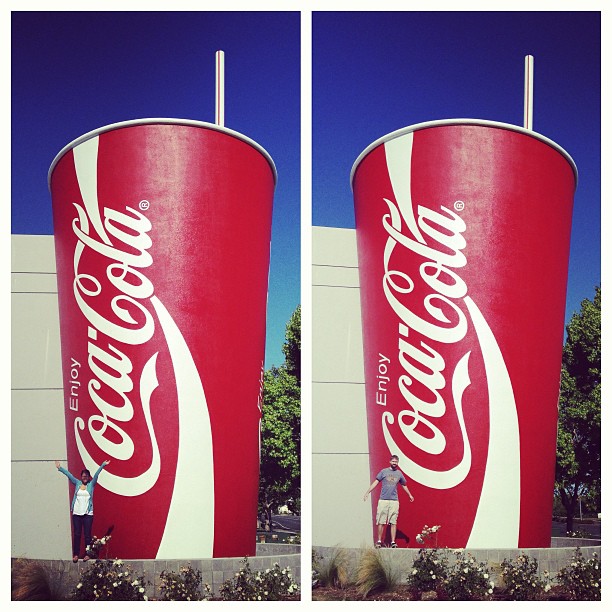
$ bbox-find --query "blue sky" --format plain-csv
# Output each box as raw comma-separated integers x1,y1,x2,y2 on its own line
11,10,300,368
10,9,604,367
313,10,601,324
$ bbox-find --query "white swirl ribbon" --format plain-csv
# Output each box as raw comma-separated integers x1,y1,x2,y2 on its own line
464,296,520,547
152,296,215,558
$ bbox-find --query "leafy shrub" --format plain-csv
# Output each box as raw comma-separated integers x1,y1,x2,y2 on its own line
442,550,494,601
71,559,148,601
218,557,299,601
500,553,550,600
158,565,212,601
555,548,601,601
355,548,399,598
406,548,448,594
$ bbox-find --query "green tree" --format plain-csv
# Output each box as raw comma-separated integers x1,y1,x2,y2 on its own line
282,305,301,384
555,286,601,532
258,306,301,531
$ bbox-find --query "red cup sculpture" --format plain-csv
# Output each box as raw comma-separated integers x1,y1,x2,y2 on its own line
351,120,576,548
49,119,276,559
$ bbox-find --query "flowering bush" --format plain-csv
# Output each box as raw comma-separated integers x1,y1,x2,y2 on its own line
85,534,111,560
442,550,494,601
555,548,601,600
158,565,212,601
85,525,114,559
218,557,299,601
415,524,441,546
566,529,595,539
500,553,550,600
71,559,148,601
286,534,301,544
406,548,448,594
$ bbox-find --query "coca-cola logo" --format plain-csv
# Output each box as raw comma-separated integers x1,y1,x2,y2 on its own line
380,195,473,488
377,134,521,516
67,136,216,517
71,192,163,496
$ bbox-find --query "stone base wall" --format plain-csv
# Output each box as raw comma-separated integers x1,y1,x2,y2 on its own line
313,543,601,588
551,537,601,548
12,544,301,600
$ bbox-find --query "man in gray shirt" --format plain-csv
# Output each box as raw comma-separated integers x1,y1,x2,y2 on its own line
363,454,414,548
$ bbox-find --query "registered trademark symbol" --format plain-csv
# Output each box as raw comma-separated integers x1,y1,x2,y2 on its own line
454,200,465,211
139,200,150,211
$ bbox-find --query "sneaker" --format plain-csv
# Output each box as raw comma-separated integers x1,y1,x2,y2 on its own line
390,542,398,548
375,541,382,548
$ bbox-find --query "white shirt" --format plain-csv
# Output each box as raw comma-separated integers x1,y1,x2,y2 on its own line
73,487,92,516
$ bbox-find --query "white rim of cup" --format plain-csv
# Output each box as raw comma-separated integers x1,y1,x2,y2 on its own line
350,118,578,188
48,118,278,190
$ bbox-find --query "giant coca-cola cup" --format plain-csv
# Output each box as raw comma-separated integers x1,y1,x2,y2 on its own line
352,119,576,548
49,119,276,559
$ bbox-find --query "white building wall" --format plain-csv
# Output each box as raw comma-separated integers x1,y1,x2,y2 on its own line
11,234,72,559
12,228,373,556
312,226,373,547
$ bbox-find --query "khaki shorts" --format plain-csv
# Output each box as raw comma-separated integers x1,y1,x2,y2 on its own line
376,499,400,525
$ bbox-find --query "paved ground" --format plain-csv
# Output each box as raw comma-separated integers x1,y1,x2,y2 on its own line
551,520,600,538
271,514,300,533
264,516,599,539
